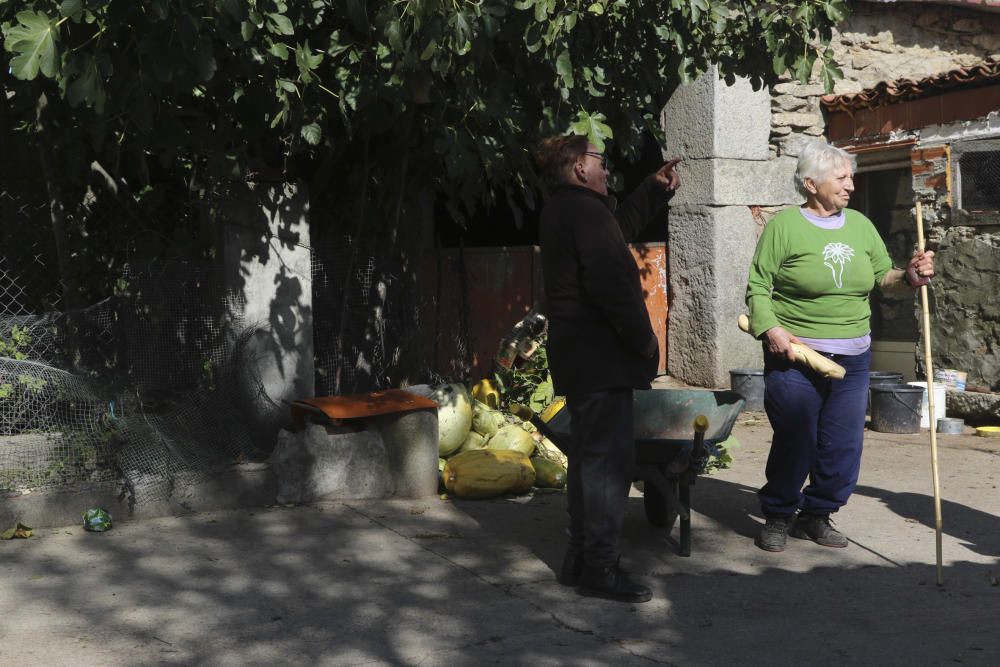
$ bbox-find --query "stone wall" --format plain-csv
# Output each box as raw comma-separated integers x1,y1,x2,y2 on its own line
770,2,1000,158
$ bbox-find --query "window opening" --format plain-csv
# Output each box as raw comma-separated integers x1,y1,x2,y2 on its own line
954,138,1000,226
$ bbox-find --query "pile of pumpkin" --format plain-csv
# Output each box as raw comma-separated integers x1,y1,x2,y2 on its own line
432,381,568,499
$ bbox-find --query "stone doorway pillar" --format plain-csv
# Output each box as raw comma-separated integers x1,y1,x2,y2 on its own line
661,66,799,387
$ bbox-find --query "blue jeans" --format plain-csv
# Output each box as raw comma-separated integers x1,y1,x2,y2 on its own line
759,347,871,518
565,389,635,568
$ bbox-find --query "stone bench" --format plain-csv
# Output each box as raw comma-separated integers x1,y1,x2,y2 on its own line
271,388,439,503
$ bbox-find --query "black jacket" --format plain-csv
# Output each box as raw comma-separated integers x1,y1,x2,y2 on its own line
540,177,673,396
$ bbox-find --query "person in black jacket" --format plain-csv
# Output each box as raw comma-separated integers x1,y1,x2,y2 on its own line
536,134,680,603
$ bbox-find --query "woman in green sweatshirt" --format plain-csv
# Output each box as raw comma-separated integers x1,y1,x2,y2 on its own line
745,141,935,553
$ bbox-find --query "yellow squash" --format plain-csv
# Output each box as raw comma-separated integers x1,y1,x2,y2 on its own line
471,378,500,409
443,449,536,499
455,430,487,455
487,424,537,456
530,457,567,489
431,383,474,457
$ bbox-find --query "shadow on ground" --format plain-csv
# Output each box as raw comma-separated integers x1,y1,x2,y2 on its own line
3,474,998,666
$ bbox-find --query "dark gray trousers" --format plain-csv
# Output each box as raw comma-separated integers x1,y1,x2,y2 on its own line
565,388,635,568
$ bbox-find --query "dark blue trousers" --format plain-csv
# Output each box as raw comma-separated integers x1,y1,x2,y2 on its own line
565,388,635,568
759,347,871,518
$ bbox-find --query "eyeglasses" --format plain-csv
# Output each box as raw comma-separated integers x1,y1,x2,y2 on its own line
583,151,608,169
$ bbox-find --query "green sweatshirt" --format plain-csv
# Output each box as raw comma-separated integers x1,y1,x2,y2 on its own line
746,207,893,339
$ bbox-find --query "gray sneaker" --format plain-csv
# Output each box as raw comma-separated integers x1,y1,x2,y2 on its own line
790,513,848,548
755,516,791,552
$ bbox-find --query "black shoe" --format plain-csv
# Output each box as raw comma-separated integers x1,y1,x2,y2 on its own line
577,561,652,603
557,548,584,587
790,513,848,548
755,516,792,552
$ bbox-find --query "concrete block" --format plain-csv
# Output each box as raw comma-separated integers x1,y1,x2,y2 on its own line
369,408,439,498
271,424,393,503
671,157,800,207
667,205,764,387
662,65,771,161
220,182,314,449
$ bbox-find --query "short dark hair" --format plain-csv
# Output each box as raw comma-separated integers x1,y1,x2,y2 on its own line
535,134,589,188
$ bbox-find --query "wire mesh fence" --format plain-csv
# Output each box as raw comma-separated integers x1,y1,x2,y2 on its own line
0,170,278,505
0,254,275,503
1,173,473,505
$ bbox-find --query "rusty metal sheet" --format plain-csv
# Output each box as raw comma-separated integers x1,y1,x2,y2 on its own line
631,243,668,374
290,389,438,429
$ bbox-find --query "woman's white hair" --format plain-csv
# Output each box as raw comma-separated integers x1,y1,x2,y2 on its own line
794,141,857,198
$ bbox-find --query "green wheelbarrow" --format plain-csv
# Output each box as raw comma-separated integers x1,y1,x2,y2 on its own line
522,388,744,556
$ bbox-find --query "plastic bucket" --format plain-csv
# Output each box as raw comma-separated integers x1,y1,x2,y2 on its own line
729,369,765,411
870,371,905,385
869,384,924,434
934,369,967,391
907,381,946,429
867,371,904,414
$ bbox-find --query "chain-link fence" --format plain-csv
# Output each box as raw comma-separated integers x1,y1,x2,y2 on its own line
1,168,474,504
0,166,276,505
0,253,272,503
310,232,450,396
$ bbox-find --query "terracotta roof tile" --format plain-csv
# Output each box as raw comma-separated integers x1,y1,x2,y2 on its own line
820,57,1000,112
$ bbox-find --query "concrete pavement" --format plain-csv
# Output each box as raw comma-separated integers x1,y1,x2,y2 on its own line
2,417,999,666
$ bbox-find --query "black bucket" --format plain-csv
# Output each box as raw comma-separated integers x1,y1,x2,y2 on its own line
867,371,905,414
729,368,765,412
870,371,905,385
869,383,923,434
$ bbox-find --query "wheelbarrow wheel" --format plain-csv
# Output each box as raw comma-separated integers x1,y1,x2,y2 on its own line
643,476,680,530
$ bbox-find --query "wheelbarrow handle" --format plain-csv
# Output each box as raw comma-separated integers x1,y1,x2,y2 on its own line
510,403,570,455
691,414,709,469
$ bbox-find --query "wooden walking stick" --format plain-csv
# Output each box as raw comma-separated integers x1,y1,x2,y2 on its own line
916,201,944,586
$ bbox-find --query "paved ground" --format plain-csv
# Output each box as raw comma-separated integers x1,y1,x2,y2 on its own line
2,415,999,666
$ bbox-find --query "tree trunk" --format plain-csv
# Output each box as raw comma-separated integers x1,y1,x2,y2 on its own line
39,148,80,310
35,95,81,311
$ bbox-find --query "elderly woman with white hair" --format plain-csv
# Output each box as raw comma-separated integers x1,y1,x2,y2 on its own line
745,140,935,553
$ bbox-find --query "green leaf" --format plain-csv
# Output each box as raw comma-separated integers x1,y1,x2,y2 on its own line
420,39,438,60
820,58,843,93
6,11,60,80
240,21,256,41
771,50,787,77
59,0,83,21
300,122,322,145
793,52,816,83
386,19,403,52
555,49,573,89
269,42,290,60
570,110,613,151
296,45,323,70
824,0,848,22
529,375,553,412
267,13,295,36
587,2,605,15
453,11,473,49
